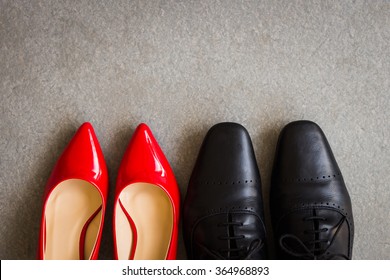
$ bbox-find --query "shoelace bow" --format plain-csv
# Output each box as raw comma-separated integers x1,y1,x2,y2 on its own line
199,221,264,260
279,215,349,260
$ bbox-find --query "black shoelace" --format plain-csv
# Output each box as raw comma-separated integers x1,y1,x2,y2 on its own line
199,214,264,260
279,213,349,260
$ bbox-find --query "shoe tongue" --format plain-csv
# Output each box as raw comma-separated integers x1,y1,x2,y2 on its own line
192,212,262,259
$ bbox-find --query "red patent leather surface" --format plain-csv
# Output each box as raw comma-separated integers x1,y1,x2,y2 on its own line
37,122,108,260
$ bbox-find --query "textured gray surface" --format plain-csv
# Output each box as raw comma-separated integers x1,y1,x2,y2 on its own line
0,0,389,260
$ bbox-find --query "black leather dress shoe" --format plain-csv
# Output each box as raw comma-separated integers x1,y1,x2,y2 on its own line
183,122,267,260
271,120,354,260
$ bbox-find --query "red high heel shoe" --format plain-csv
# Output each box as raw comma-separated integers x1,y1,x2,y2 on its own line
113,123,180,260
37,122,108,260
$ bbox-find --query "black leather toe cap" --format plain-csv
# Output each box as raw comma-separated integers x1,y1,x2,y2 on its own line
191,122,261,184
273,120,341,182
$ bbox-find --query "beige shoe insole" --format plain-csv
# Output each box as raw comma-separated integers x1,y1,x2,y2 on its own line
115,183,173,260
44,179,103,260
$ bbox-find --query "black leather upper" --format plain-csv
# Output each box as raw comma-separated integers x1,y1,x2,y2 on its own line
183,122,267,260
271,120,354,259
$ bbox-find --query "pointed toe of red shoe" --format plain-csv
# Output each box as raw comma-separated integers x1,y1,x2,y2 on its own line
113,123,180,260
116,123,175,188
38,122,108,260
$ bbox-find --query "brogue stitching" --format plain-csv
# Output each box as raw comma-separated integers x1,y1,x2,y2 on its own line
197,179,258,185
281,173,342,183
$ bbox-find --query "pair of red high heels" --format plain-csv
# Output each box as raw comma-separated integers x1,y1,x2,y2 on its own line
37,123,180,260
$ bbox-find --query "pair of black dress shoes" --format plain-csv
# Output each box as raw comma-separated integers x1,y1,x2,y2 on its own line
183,121,354,260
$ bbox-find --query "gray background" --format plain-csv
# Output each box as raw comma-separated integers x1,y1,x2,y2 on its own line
1,0,389,260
